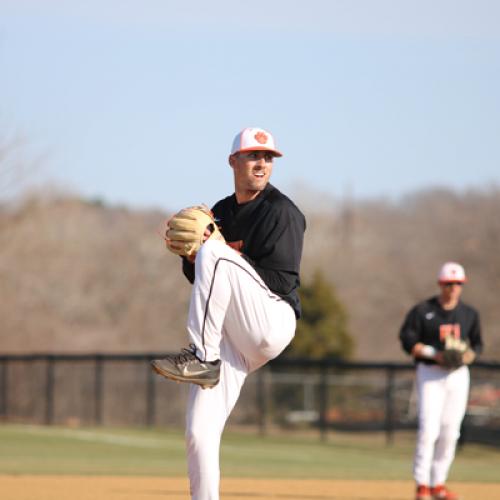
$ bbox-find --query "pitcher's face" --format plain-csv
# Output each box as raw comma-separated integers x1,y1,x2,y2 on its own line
229,150,275,202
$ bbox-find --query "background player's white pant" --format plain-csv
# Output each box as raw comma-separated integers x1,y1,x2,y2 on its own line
185,240,296,500
413,363,470,486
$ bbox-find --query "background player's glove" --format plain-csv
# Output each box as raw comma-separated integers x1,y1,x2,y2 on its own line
165,205,225,258
441,336,468,369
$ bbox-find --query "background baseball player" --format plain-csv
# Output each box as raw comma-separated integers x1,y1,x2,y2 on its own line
399,262,483,500
152,127,306,500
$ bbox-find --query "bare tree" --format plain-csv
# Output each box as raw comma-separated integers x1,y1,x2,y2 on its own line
1,185,499,360
0,132,39,199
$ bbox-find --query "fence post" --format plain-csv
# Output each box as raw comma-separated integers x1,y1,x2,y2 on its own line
94,355,103,425
45,356,55,425
385,365,395,445
257,367,269,436
146,357,156,427
318,362,328,442
0,359,7,419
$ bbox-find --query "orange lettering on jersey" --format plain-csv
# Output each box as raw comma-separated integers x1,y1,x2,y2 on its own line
227,240,244,252
439,323,461,341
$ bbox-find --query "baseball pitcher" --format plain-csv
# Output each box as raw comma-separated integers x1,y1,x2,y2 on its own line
152,127,306,500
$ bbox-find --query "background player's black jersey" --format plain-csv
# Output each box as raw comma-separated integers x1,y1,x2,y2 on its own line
183,183,306,318
399,296,483,365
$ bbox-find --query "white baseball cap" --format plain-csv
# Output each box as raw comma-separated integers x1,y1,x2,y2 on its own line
438,262,467,283
230,127,283,157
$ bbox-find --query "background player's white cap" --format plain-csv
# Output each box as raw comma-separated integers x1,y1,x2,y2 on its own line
230,127,283,157
438,262,467,283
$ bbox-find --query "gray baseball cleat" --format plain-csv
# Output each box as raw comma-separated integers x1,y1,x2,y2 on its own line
151,344,221,389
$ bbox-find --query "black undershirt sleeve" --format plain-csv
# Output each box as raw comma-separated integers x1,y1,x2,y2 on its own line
399,307,421,355
182,257,195,284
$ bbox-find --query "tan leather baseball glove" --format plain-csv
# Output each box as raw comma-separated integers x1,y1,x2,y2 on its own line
165,205,225,258
441,336,468,369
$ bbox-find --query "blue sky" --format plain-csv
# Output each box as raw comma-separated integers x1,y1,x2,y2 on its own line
1,0,499,211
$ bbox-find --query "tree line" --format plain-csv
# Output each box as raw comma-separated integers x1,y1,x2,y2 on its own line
1,185,498,361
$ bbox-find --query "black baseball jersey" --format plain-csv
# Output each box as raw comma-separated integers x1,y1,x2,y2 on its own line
399,296,483,365
182,183,306,318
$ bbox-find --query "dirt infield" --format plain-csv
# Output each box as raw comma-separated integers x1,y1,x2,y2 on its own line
2,476,500,500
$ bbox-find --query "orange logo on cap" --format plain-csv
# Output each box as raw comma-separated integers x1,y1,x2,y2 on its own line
254,131,268,144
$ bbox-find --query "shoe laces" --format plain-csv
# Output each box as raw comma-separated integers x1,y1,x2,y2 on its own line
167,344,201,366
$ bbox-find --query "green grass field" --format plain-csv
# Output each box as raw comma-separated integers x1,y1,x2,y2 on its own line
1,424,499,482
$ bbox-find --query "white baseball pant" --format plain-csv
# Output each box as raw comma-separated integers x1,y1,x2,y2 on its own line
413,363,470,486
185,240,296,500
